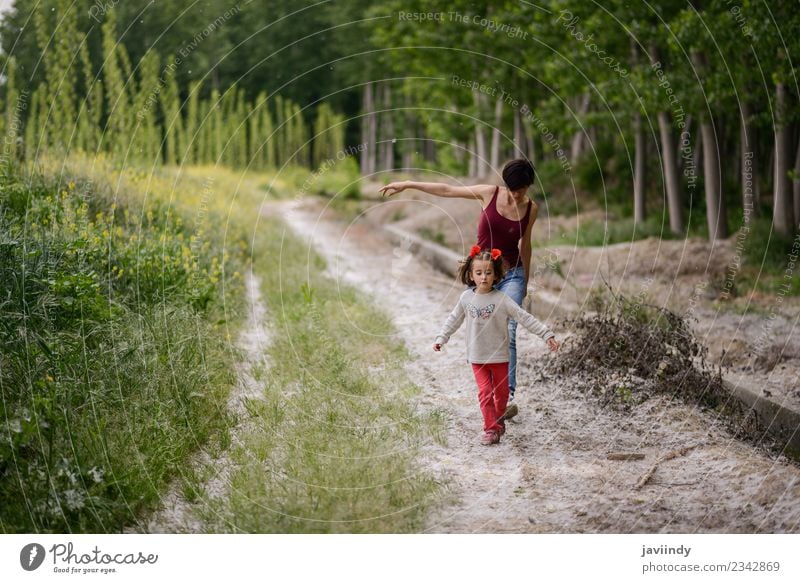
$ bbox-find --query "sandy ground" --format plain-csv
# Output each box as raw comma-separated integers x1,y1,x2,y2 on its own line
280,196,800,533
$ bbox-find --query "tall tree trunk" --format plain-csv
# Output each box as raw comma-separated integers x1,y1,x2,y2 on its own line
570,93,591,164
692,127,703,176
474,92,491,176
773,82,795,236
474,124,488,176
678,115,692,173
793,127,800,229
658,111,685,235
360,82,377,175
380,83,394,171
424,136,436,164
634,110,647,225
701,118,728,240
402,90,415,169
740,101,757,225
525,118,536,165
766,140,775,195
360,83,370,173
453,139,465,168
513,106,526,159
469,137,478,177
490,97,503,171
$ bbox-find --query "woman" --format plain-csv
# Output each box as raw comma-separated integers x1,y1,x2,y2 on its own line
380,159,539,420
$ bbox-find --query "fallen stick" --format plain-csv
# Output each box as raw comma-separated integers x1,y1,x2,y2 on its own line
607,452,646,461
634,444,699,490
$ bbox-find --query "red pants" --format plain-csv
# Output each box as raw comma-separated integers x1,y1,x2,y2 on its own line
471,362,510,433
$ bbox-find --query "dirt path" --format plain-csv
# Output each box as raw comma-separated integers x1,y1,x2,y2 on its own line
131,272,270,533
281,197,800,533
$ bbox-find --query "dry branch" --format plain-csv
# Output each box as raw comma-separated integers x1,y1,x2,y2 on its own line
607,452,646,461
634,444,699,490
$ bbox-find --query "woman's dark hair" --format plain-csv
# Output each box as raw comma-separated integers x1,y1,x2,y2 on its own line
502,158,535,191
458,249,506,287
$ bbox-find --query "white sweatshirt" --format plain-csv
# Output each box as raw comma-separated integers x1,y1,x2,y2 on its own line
435,288,554,364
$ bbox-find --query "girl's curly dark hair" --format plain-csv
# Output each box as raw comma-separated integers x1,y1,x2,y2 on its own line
458,247,506,287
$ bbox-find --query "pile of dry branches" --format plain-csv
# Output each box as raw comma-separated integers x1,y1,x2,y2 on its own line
545,292,769,447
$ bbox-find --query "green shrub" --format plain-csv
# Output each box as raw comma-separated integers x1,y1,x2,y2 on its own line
0,164,246,532
310,157,361,199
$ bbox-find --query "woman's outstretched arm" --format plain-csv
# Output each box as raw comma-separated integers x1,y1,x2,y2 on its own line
380,180,494,201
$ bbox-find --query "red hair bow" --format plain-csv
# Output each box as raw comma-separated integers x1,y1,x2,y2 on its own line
469,245,502,260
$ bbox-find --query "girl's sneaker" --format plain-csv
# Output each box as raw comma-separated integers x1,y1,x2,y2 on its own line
480,430,500,445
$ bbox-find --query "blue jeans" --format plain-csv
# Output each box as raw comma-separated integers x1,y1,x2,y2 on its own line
495,266,526,397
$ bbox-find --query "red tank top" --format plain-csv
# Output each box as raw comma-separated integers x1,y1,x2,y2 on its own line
476,186,532,269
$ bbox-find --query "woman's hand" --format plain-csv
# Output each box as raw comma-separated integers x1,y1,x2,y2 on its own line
380,181,408,197
546,337,559,352
433,343,442,352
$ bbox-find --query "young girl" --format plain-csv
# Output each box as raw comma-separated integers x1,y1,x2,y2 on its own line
434,246,559,445
383,159,538,418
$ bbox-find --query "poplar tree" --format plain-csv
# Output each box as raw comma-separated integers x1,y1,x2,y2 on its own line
101,10,132,159
160,70,184,166
209,89,223,163
196,97,209,164
219,86,236,167
135,49,161,164
235,89,247,168
183,80,203,165
23,89,43,161
273,95,285,166
2,56,19,166
34,0,78,151
248,93,263,169
78,33,103,153
261,95,275,169
313,102,332,167
293,103,308,167
331,110,345,162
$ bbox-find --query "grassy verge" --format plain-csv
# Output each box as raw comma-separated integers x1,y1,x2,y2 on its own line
0,155,271,532
546,214,676,247
203,215,444,533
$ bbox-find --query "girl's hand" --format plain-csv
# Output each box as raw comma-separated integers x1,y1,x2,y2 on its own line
546,337,559,352
433,343,442,352
380,181,407,197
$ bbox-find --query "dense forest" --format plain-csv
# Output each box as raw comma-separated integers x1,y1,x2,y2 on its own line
2,0,800,240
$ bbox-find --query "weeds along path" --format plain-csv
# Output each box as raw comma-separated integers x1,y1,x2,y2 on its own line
283,197,800,533
131,273,270,533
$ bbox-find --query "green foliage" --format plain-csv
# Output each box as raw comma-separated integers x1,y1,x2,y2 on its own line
100,10,132,159
549,213,679,247
741,217,798,273
311,156,361,199
0,162,248,532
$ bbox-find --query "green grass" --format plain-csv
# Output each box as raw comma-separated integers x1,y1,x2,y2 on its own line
305,157,361,200
0,161,250,532
419,226,447,246
717,217,800,299
547,213,679,247
203,216,443,533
